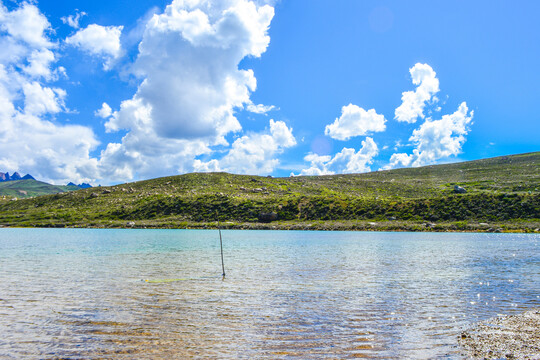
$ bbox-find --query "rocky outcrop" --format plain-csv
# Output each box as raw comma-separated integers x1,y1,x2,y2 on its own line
258,211,278,222
454,185,467,194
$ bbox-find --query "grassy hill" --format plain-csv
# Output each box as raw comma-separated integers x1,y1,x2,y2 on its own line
0,179,79,199
0,152,539,232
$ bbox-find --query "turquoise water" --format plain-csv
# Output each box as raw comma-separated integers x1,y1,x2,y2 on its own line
0,229,538,359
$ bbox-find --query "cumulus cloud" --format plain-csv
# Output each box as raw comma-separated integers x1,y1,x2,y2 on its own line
97,97,215,182
408,102,473,166
383,103,473,170
108,0,273,140
295,137,378,176
95,97,220,182
0,2,52,48
23,81,66,116
394,63,439,123
193,119,295,174
100,0,276,181
381,152,413,170
95,102,112,118
325,104,386,141
0,2,100,184
0,111,99,182
22,48,56,79
66,24,124,69
98,132,211,182
0,1,56,78
99,93,217,181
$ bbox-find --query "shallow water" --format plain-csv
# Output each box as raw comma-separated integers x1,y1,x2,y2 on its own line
0,229,538,359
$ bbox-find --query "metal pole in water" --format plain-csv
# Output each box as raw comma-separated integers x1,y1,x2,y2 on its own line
218,222,225,278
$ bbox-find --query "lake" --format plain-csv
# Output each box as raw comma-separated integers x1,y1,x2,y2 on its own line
0,229,538,359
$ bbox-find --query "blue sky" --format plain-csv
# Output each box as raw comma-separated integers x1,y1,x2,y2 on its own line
0,0,538,184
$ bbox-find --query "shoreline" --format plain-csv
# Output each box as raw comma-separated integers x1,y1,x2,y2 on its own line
459,308,540,359
1,219,539,233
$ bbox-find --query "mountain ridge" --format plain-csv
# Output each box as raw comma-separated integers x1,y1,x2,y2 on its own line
0,172,35,182
0,172,93,198
0,180,82,199
67,182,93,189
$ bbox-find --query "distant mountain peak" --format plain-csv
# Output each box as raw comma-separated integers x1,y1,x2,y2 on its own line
0,171,34,182
67,182,92,189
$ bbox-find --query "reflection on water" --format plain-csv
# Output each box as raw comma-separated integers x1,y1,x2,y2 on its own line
0,229,538,359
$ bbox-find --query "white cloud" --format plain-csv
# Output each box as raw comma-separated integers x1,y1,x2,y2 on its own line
23,81,65,116
408,102,473,166
295,137,378,175
193,119,295,174
383,102,473,170
98,133,212,182
95,102,112,118
0,2,100,184
381,152,413,170
123,6,161,49
394,63,439,123
22,48,55,79
0,2,52,48
246,102,276,114
0,111,99,183
325,103,386,141
113,0,274,141
61,11,86,29
97,97,214,182
101,0,276,181
0,2,54,73
66,24,124,69
105,97,149,132
0,65,16,118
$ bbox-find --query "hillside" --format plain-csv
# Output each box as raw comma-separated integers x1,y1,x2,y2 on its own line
0,152,539,232
0,179,80,199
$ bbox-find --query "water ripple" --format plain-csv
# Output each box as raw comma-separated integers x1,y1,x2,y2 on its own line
0,229,538,359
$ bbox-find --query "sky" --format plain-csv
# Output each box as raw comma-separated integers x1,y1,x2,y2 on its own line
0,0,538,185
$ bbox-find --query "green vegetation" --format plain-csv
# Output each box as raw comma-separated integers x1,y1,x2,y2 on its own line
0,152,539,232
0,179,79,199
